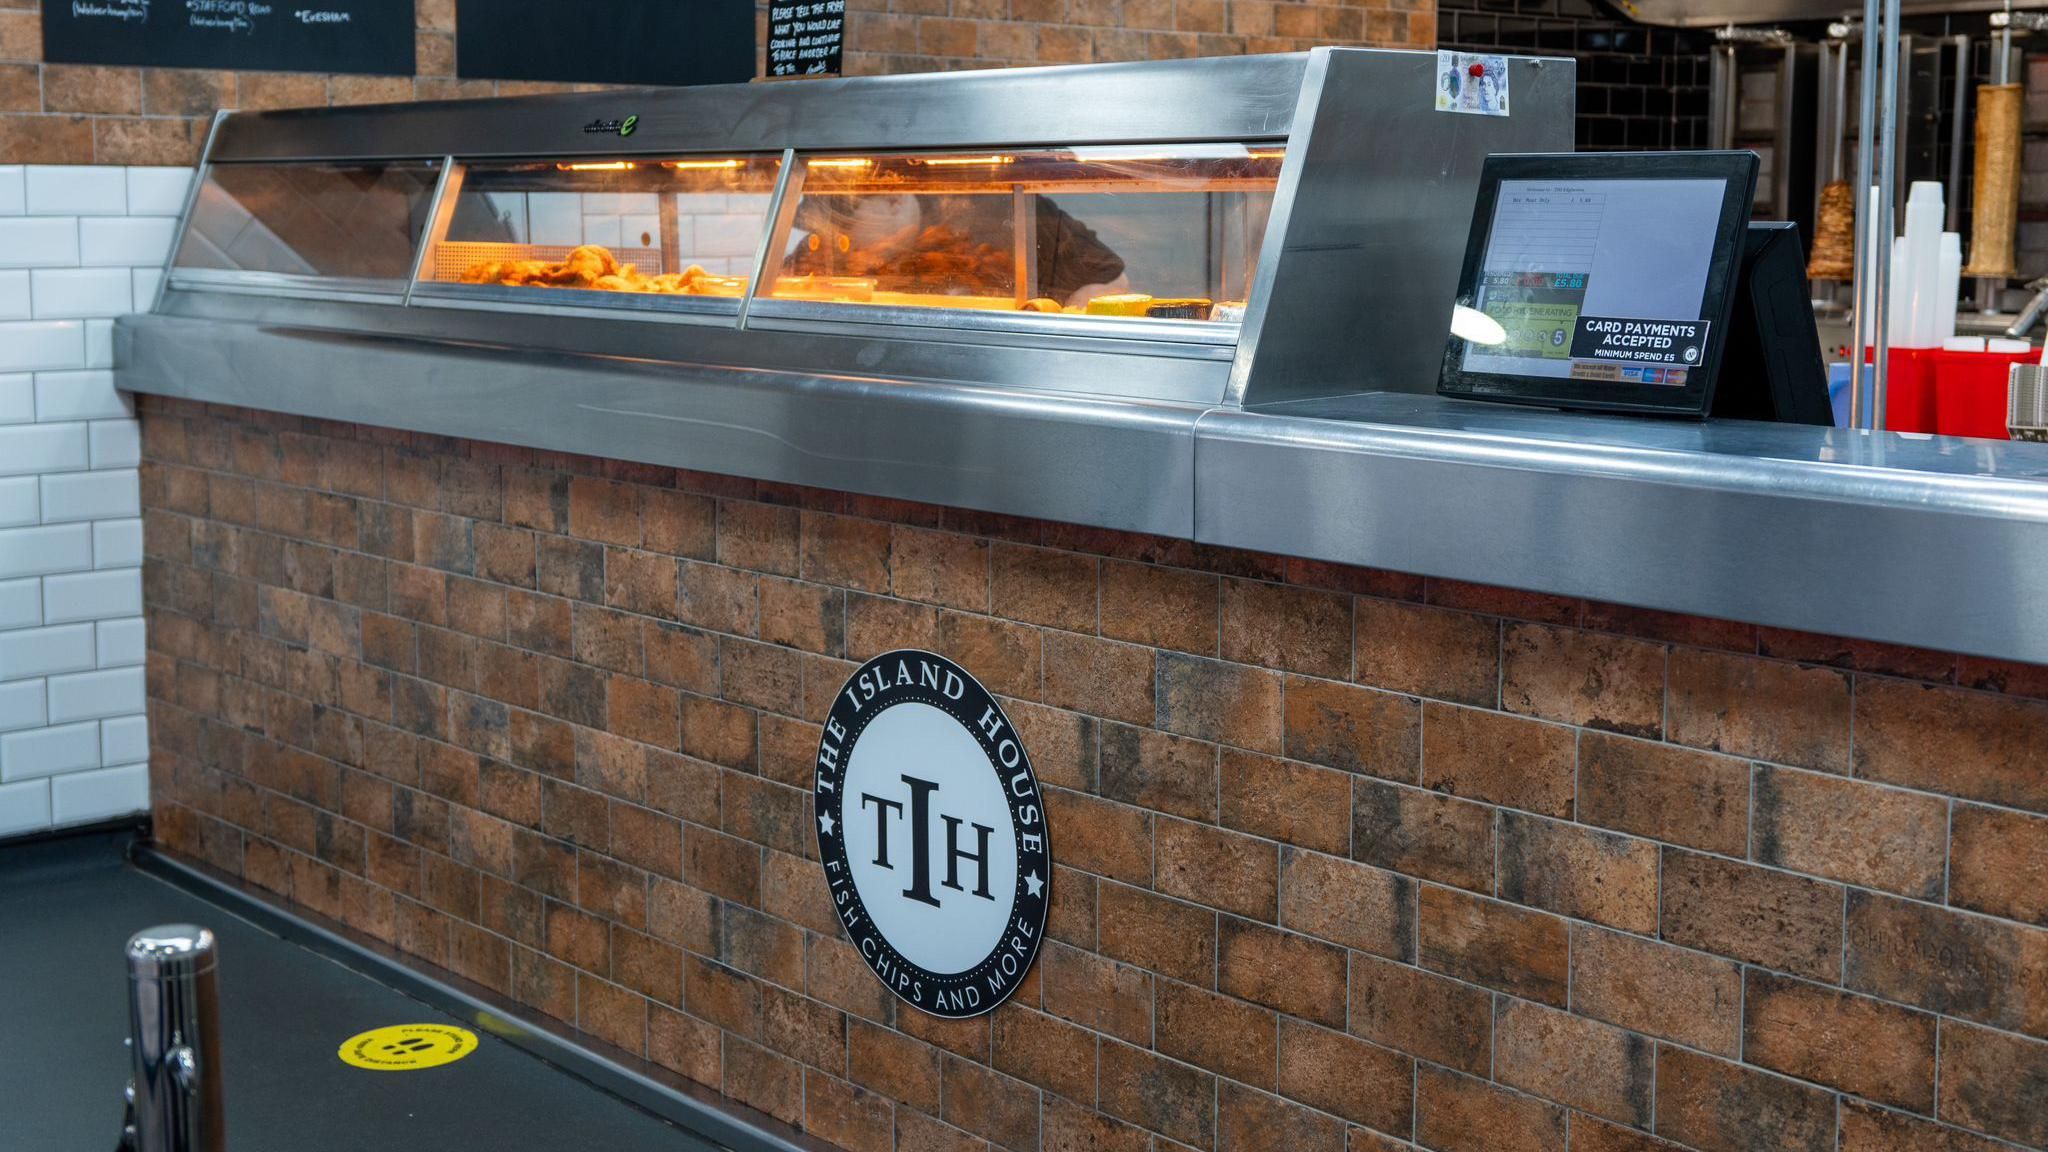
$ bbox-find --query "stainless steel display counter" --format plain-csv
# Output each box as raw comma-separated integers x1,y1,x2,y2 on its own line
115,49,2048,668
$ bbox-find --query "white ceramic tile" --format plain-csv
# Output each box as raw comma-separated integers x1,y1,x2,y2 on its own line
34,370,131,421
0,167,22,216
100,713,147,763
43,568,141,624
0,217,79,268
83,319,114,370
0,680,43,733
79,216,180,269
40,468,139,523
581,192,623,215
88,420,141,470
0,270,27,320
529,193,582,246
30,268,133,320
126,167,196,216
0,321,86,372
581,216,623,248
94,617,145,668
0,523,93,580
131,268,163,309
0,375,29,424
0,720,99,781
0,779,51,837
26,167,126,216
46,665,144,723
51,762,147,824
92,519,142,570
623,214,661,249
0,477,35,528
695,213,761,258
0,424,88,477
0,622,95,680
0,578,37,630
618,193,660,214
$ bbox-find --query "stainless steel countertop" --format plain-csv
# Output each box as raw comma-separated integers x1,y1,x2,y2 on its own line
119,314,2048,666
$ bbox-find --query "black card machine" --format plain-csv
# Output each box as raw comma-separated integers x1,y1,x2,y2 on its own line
1438,152,1831,424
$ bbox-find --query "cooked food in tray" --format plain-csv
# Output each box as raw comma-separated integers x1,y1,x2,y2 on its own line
458,244,746,297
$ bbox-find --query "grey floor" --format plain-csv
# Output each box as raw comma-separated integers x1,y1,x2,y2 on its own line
0,830,712,1152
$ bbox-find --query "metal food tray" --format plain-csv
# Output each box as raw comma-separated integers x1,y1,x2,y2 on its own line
430,242,665,283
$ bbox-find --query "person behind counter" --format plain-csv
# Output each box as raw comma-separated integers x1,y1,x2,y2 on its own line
786,193,1132,309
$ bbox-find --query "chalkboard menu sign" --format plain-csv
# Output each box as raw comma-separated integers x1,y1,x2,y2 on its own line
767,0,843,77
42,0,415,75
456,0,754,87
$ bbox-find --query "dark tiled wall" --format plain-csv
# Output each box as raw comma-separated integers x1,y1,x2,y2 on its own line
1438,0,1712,151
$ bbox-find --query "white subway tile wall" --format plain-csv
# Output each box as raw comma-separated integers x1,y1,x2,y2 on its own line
0,164,184,838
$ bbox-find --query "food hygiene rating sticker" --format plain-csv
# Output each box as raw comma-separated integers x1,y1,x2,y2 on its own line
337,1024,478,1071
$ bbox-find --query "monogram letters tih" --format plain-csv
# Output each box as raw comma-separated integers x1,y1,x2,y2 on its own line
814,651,1051,1018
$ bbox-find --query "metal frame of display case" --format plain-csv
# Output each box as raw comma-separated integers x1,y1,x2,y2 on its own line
122,49,2048,667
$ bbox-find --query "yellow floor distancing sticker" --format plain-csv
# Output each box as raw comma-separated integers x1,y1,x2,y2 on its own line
337,1024,478,1071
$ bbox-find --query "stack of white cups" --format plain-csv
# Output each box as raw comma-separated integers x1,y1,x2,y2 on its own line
1882,181,1964,349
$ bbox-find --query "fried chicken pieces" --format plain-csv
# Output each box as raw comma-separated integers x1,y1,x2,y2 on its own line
458,244,742,296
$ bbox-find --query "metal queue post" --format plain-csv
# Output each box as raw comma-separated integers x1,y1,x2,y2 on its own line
1847,0,1903,432
119,925,225,1152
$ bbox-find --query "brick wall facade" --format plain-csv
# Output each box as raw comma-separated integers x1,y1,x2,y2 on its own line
141,396,2048,1152
0,0,1434,167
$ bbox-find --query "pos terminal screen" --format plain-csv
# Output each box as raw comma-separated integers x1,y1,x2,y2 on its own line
1461,177,1728,387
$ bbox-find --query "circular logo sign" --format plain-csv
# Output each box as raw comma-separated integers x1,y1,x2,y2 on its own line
814,650,1050,1019
337,1024,477,1071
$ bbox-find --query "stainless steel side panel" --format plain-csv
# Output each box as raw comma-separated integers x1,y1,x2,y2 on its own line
1196,395,2048,664
208,55,1309,162
119,315,1198,538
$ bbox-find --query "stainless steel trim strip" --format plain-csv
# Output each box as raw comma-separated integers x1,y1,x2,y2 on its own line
737,148,799,331
154,110,228,315
403,157,459,308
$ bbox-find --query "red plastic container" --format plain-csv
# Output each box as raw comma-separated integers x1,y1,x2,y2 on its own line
1927,348,2031,440
1860,347,1938,432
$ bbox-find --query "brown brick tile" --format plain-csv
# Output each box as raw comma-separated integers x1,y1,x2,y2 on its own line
1844,888,2048,1038
1426,579,1580,626
845,593,938,661
611,801,683,879
1098,881,1215,987
568,477,641,546
1099,723,1215,822
1936,1021,2048,1148
504,468,569,534
1493,998,1652,1128
44,64,141,114
895,1107,985,1152
1003,699,1095,793
1500,622,1663,738
1653,1047,1835,1152
95,116,209,166
505,590,570,658
720,637,802,716
511,947,578,1024
1584,602,1759,653
1855,676,2048,814
1354,598,1498,707
1661,849,1843,981
1351,777,1493,894
801,512,892,594
1219,578,1351,680
1418,885,1568,1006
1283,558,1423,602
1100,560,1217,654
991,543,1096,633
721,771,805,858
642,620,718,694
1350,952,1491,1075
642,488,714,560
1098,1039,1213,1148
1753,765,1948,899
985,1004,1090,1104
1145,978,1272,1090
802,1072,891,1152
1758,627,1955,682
890,526,988,612
603,547,677,620
1219,749,1350,857
1570,1117,1690,1152
724,1036,802,1126
1284,675,1420,782
1156,653,1283,754
1270,1022,1409,1136
1218,1082,1343,1152
678,561,759,637
1837,1098,2013,1152
511,712,575,787
761,983,844,1070
758,577,843,657
1047,864,1096,949
1415,1065,1563,1152
1421,703,1574,817
684,825,760,905
1158,817,1276,922
1218,917,1347,1028
1277,848,1411,960
1743,969,1935,1112
940,1053,1039,1151
1668,649,1850,772
898,1008,989,1064
681,694,754,769
612,927,683,1006
1042,631,1154,727
606,676,680,750
1042,787,1150,886
847,1019,940,1112
1039,940,1151,1045
1958,655,2048,700
1577,732,1749,856
1498,812,1658,934
544,900,610,970
934,610,1039,700
714,500,799,576
536,535,605,603
1950,803,2048,927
